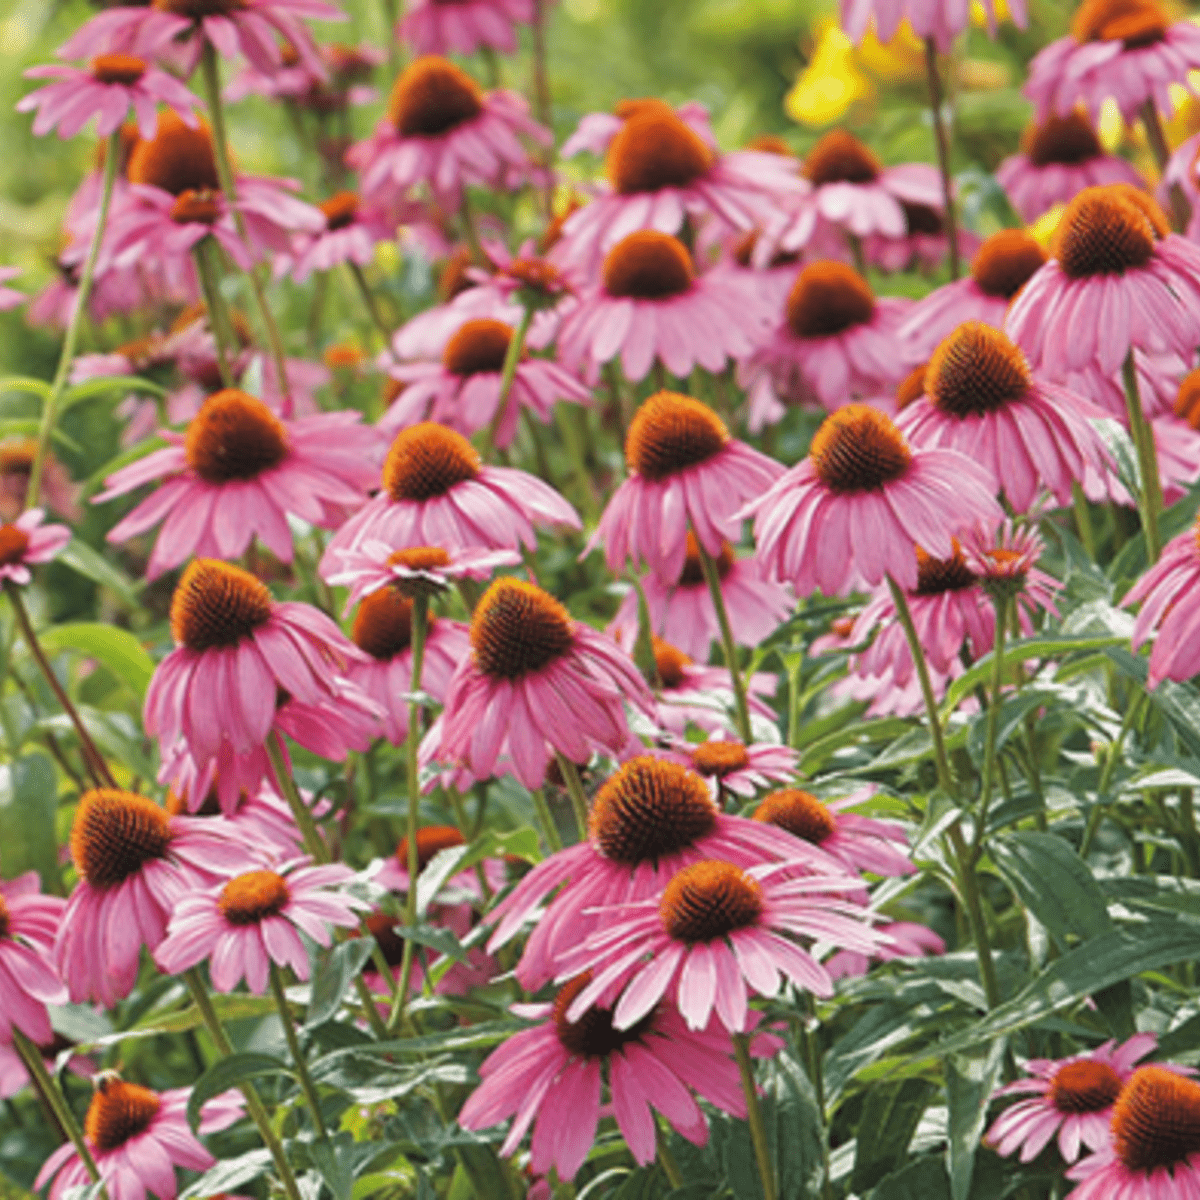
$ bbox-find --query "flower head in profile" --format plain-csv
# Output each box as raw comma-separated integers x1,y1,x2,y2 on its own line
0,510,71,586
686,737,798,800
284,190,399,282
400,0,533,55
36,1076,243,1200
0,872,67,1044
588,391,783,583
327,540,519,609
961,519,1060,606
826,919,945,980
840,0,1025,52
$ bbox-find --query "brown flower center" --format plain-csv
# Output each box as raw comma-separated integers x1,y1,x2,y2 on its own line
552,973,655,1057
153,0,245,16
170,559,273,652
127,111,220,196
1113,1067,1200,1172
397,825,465,873
1175,367,1200,430
926,322,1032,418
170,187,221,226
1021,111,1103,166
809,404,913,493
589,757,718,865
746,133,795,156
896,363,928,411
653,637,692,689
970,230,1047,299
602,231,694,300
1071,0,1167,47
91,54,146,86
387,56,483,138
0,524,30,567
1055,187,1160,278
786,261,876,339
442,318,513,376
914,544,977,594
753,789,837,844
506,256,564,298
802,129,881,186
625,391,728,482
0,894,9,940
320,190,359,231
365,911,405,966
1048,1059,1123,1114
70,789,172,890
219,869,290,925
352,587,414,660
660,860,763,943
903,202,943,236
184,389,289,484
389,546,452,572
470,578,574,679
382,423,481,503
678,533,733,586
85,1079,162,1153
691,741,750,779
606,108,714,195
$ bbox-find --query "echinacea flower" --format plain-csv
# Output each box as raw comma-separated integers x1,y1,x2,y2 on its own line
434,577,652,787
1024,0,1200,124
0,510,71,586
226,39,382,108
841,0,1025,51
0,267,24,311
961,518,1061,605
348,56,549,208
0,872,67,1044
1161,132,1200,242
36,1076,243,1200
997,110,1144,224
458,978,757,1181
988,1033,1159,1163
555,859,878,1033
744,403,1001,596
18,54,200,140
54,787,255,1006
555,230,773,384
320,423,580,573
155,858,367,991
380,316,590,449
96,388,379,578
0,439,80,523
896,322,1112,512
400,0,533,55
1065,1066,1200,1198
649,638,781,738
898,230,1048,360
283,190,398,282
862,200,980,275
825,919,945,979
687,737,798,799
587,390,783,583
164,779,309,859
486,756,844,988
1006,186,1200,378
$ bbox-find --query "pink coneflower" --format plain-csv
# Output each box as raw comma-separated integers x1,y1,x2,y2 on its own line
1161,132,1200,241
486,756,844,988
744,404,1001,596
961,518,1061,603
283,190,397,282
685,737,798,800
0,439,80,523
96,388,379,578
381,316,590,449
897,230,1048,360
54,787,254,1006
897,322,1111,512
36,1077,243,1200
555,859,877,1033
0,871,67,1044
18,54,199,140
997,110,1144,224
587,391,783,584
165,780,309,859
0,266,24,310
319,423,580,574
1024,0,1200,125
556,230,773,384
434,577,652,787
753,786,914,878
826,919,945,980
841,0,1024,51
458,978,757,1181
227,39,382,109
863,205,981,275
348,56,549,208
0,510,71,586
608,534,793,661
649,638,781,738
554,99,802,272
400,0,533,55
737,261,910,420
155,858,366,991
560,98,717,162
1066,1066,1200,1198
988,1033,1159,1164
1006,186,1200,377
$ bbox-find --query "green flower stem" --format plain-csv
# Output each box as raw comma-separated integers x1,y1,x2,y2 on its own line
347,262,391,344
530,787,563,852
1071,483,1097,562
183,969,305,1200
923,37,960,280
448,784,493,900
1140,100,1192,232
484,306,534,457
267,962,328,1140
1122,348,1163,564
695,537,753,743
191,239,237,388
5,582,114,789
25,127,120,510
733,1033,776,1200
553,752,590,841
972,593,1011,861
1081,691,1145,857
530,0,555,215
656,1125,683,1188
11,1029,107,1197
266,733,327,863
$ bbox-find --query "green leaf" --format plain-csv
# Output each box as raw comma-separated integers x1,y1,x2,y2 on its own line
416,844,473,917
186,1052,291,1133
38,623,154,702
851,1077,938,1193
762,1049,825,1200
76,993,278,1049
394,924,469,963
0,752,59,887
944,1039,1006,1200
178,1149,274,1199
799,716,912,772
57,539,142,607
305,939,375,1029
61,375,166,411
873,1156,953,1200
0,376,51,402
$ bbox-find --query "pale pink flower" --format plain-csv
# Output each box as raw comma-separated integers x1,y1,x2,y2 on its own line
400,0,533,55
862,213,981,275
226,40,382,108
841,0,1024,51
166,778,311,859
683,737,799,799
0,509,71,586
826,920,944,979
1124,514,1200,687
0,1041,94,1101
283,190,398,281
0,872,67,1044
0,267,24,310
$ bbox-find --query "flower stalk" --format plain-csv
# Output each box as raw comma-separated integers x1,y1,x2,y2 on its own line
553,751,590,841
695,537,753,743
267,962,328,1140
923,38,960,280
1121,348,1163,563
733,1033,776,1200
484,306,534,457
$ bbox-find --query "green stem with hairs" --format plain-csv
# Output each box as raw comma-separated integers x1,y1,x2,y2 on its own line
1071,482,1096,562
553,751,590,841
268,962,328,1139
695,537,752,743
733,1034,776,1200
26,127,120,509
972,593,1010,861
1122,349,1163,564
348,261,391,344
923,37,960,279
183,969,305,1200
266,733,327,863
530,787,563,852
484,306,533,458
656,1125,683,1188
191,239,237,388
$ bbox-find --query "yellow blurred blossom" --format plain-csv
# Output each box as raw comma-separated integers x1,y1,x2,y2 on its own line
1098,98,1124,153
1164,83,1200,148
1030,204,1064,248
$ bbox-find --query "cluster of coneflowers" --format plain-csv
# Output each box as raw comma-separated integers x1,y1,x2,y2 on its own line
3,0,1200,1194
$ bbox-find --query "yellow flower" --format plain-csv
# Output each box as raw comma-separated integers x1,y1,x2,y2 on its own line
1030,204,1064,248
